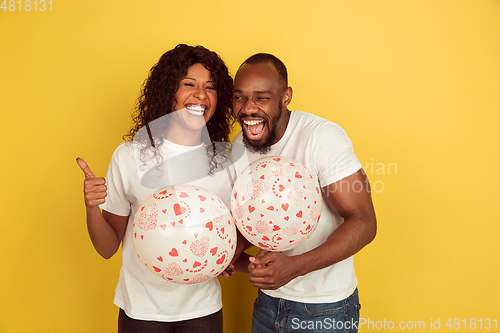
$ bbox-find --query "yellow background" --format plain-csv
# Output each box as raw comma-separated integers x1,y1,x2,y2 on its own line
1,1,499,332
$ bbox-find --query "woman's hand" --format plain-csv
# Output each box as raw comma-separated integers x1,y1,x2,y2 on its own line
77,158,107,208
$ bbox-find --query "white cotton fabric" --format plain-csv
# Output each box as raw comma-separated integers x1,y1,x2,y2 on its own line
233,110,362,303
100,139,243,321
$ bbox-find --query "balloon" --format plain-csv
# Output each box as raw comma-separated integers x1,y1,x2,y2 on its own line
231,156,322,251
133,185,236,284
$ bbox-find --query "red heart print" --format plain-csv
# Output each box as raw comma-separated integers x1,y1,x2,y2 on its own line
200,208,205,213
234,192,237,199
182,240,187,244
193,261,201,268
206,222,213,231
284,216,289,221
183,259,187,262
267,206,274,210
160,224,167,231
260,214,264,217
295,172,302,178
210,247,218,256
159,190,167,195
260,175,265,179
246,225,253,232
169,248,178,257
134,232,137,238
273,225,281,231
279,185,286,192
262,236,270,241
162,209,167,214
281,203,289,211
183,278,189,281
153,266,162,272
140,235,144,240
273,158,281,162
190,236,209,257
171,221,175,226
173,203,186,216
198,195,206,201
157,256,163,262
141,206,145,211
216,255,226,265
248,205,255,213
179,192,188,198
296,211,302,218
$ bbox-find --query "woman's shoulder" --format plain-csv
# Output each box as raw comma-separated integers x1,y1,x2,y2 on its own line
110,141,136,161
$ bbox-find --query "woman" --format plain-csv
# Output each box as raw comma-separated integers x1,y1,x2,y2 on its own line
77,44,236,333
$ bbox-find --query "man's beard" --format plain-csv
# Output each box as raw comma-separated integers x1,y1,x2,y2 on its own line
241,102,282,155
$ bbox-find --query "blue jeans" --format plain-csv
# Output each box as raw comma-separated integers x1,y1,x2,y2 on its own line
251,289,360,333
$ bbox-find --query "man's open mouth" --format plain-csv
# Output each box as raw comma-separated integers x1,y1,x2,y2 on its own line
243,119,266,139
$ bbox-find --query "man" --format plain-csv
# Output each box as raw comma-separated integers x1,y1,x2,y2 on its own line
231,53,377,333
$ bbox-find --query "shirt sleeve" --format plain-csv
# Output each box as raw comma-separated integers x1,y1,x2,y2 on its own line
99,146,131,217
311,122,362,187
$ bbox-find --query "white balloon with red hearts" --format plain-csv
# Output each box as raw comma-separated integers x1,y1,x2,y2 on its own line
231,156,322,251
133,184,236,284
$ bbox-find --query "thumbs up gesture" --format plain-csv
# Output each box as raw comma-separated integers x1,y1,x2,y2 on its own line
77,158,107,208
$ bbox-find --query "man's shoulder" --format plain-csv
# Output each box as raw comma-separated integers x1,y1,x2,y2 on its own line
291,111,348,137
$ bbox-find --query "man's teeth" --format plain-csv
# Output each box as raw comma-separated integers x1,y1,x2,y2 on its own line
186,105,206,116
244,119,264,125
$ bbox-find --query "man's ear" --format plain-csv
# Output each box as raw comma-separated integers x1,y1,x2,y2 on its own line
282,87,293,106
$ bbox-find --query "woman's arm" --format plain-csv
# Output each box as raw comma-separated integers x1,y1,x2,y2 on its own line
78,158,128,259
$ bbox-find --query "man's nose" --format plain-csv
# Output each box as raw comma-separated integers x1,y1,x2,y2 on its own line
243,97,258,113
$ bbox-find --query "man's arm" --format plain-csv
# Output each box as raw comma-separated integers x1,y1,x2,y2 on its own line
248,169,377,290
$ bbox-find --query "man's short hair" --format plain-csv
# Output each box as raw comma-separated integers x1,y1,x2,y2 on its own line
241,53,288,88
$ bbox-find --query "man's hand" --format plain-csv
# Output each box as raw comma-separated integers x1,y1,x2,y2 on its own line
248,250,301,290
77,158,107,208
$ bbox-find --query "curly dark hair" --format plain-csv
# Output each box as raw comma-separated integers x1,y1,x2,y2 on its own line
124,44,235,174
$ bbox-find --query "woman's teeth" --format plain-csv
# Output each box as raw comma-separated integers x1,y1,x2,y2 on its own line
186,105,206,116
